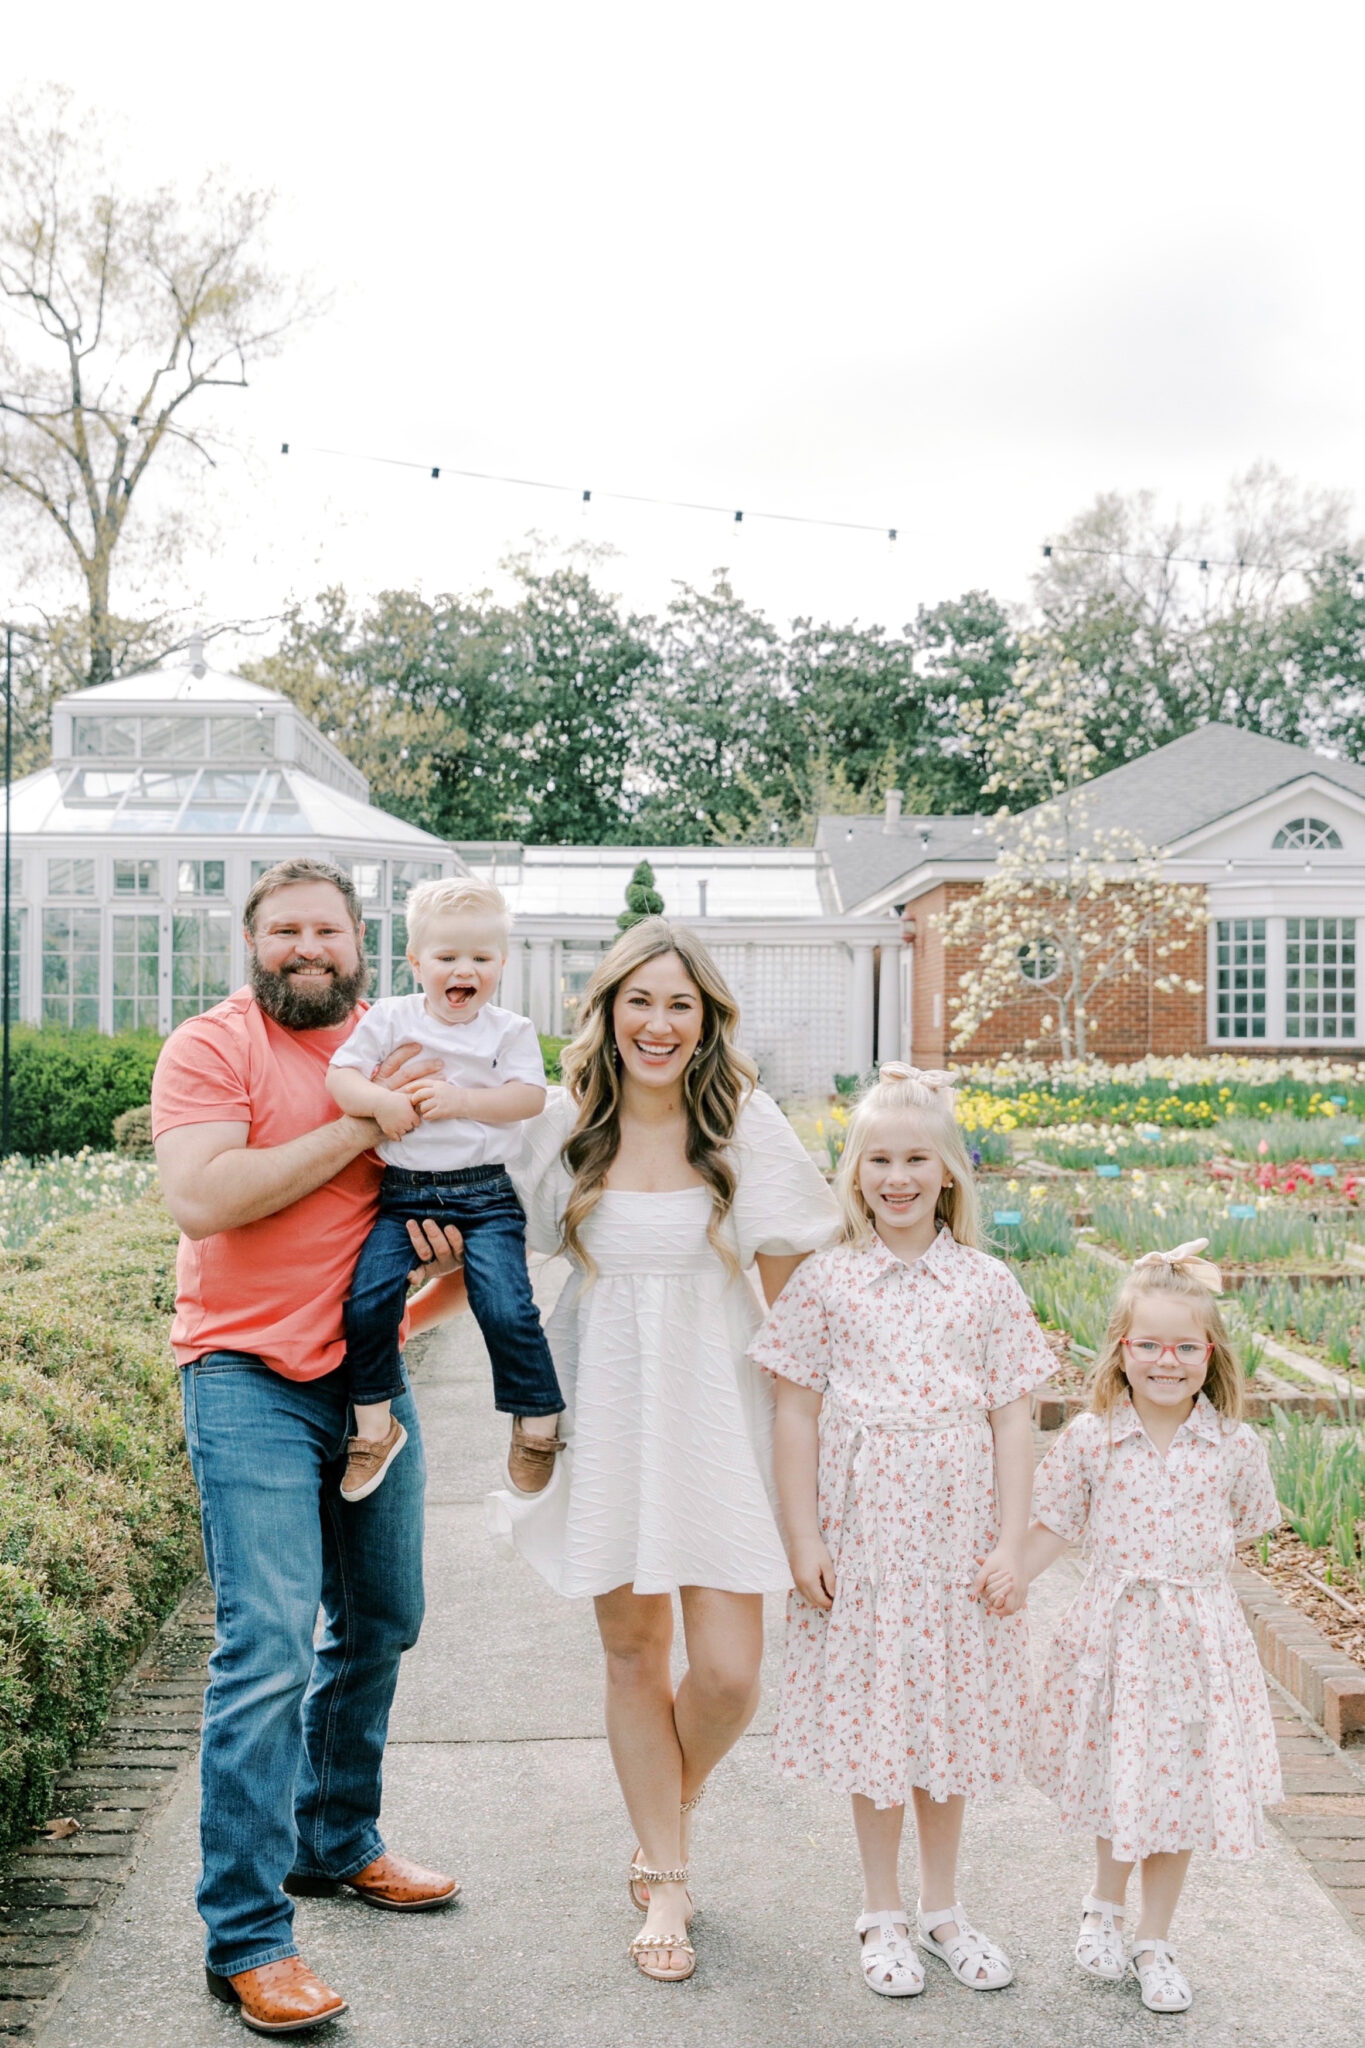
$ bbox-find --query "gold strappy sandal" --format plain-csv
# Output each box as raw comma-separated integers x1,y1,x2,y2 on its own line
628,1865,696,1982
629,1782,706,1911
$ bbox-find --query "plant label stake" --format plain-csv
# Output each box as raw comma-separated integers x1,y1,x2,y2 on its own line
1227,1204,1257,1220
1312,1163,1337,1178
1095,1163,1121,1178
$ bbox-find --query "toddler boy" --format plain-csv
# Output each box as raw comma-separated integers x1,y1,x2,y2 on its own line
326,877,564,1501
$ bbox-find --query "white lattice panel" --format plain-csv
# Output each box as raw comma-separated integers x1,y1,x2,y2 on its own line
711,942,848,1098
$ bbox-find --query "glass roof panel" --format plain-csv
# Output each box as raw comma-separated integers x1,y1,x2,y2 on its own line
66,768,137,804
178,768,264,832
142,716,207,760
242,769,310,835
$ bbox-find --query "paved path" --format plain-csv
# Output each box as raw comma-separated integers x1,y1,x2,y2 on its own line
37,1268,1365,2047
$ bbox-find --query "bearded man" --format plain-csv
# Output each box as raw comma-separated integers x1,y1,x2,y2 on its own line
153,856,465,2035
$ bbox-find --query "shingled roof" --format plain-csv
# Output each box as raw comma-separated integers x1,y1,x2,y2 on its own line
818,723,1365,912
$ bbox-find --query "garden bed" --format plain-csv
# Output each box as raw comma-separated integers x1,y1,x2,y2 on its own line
1241,1528,1365,1673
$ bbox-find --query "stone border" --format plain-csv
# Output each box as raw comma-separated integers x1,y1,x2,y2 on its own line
0,1576,213,2042
1233,1562,1365,1748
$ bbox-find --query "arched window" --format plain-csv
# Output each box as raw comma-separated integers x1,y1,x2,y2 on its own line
1272,817,1342,850
1017,939,1059,985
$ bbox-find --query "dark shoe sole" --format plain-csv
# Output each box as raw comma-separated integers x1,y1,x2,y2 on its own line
283,1871,461,1911
205,1969,347,2035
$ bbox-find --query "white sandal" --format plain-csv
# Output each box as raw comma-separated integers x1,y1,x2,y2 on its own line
1131,1937,1191,2012
855,1910,925,1997
917,1902,1014,1990
627,1864,695,1982
1075,1893,1126,1981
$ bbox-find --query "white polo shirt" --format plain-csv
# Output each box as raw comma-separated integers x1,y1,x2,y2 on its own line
329,993,548,1171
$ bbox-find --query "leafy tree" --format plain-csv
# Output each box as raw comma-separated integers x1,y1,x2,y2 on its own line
617,860,665,930
936,648,1205,1058
632,573,792,842
0,85,304,685
498,557,654,844
904,591,1020,810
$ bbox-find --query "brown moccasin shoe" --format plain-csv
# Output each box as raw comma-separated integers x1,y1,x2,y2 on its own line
340,1418,407,1502
507,1418,565,1495
287,1850,461,1911
206,1955,346,2034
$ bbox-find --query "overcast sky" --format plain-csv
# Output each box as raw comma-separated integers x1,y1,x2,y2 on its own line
7,0,1365,652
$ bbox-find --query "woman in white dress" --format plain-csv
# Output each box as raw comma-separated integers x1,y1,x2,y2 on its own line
488,917,838,1980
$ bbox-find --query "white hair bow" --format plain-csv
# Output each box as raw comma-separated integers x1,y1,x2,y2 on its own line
879,1062,954,1092
1132,1238,1224,1295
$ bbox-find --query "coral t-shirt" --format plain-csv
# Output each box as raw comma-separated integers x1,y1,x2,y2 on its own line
151,986,402,1381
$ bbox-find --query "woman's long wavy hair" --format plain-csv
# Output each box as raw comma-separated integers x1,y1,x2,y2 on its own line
558,918,758,1278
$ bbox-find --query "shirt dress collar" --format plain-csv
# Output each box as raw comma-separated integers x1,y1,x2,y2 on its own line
860,1224,960,1288
1110,1389,1225,1445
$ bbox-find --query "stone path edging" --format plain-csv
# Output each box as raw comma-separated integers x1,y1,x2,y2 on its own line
0,1577,213,2042
1234,1561,1365,1748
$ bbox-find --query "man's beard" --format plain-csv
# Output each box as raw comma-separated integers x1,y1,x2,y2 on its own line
250,952,369,1029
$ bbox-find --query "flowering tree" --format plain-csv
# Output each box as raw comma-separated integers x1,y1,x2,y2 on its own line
935,642,1206,1060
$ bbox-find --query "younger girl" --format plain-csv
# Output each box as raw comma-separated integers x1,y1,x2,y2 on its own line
752,1064,1058,2000
993,1239,1282,2014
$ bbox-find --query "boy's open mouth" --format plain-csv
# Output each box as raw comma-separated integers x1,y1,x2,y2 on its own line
443,981,479,1007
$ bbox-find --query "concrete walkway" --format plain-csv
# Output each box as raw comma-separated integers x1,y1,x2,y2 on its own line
38,1267,1365,2047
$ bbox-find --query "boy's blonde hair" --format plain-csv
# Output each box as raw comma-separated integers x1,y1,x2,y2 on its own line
1090,1251,1243,1423
404,876,512,954
834,1063,980,1250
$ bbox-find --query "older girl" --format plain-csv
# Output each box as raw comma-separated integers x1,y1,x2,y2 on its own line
753,1064,1057,2000
998,1240,1282,2015
488,918,838,1981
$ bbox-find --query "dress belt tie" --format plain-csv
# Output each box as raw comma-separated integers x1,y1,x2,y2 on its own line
1084,1567,1227,1729
824,1399,991,1589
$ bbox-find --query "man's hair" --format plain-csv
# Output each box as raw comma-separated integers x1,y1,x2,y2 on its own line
405,876,511,952
243,857,363,935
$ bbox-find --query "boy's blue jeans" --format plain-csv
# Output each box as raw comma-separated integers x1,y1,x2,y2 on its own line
182,1353,426,1978
344,1163,563,1416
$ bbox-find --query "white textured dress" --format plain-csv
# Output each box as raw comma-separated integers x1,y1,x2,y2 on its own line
486,1087,839,1599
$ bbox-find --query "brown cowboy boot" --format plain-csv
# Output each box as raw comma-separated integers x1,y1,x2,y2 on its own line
205,1955,346,2034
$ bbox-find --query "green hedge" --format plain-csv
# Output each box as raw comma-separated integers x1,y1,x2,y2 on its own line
4,1028,163,1158
0,1194,200,1856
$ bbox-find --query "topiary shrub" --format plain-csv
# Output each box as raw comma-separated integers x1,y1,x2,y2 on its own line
617,860,665,931
6,1028,162,1157
112,1103,155,1157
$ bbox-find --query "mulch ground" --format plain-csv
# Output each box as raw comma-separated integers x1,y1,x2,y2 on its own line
1240,1528,1365,1672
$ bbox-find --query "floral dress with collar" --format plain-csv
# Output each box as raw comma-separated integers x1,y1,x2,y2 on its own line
1028,1393,1282,1862
750,1227,1057,1809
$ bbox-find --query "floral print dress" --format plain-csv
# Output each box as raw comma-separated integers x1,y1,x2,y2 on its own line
750,1228,1057,1810
1029,1394,1282,1862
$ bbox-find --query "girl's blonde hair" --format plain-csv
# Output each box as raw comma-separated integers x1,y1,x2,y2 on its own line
1090,1259,1243,1422
558,917,758,1278
834,1063,980,1250
405,876,511,952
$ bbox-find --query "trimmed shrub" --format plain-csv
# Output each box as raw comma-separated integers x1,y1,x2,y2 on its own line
539,1036,567,1083
0,1194,200,1856
113,1104,155,1157
6,1028,162,1157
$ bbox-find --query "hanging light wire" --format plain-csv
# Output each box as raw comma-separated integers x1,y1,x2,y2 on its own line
278,438,899,541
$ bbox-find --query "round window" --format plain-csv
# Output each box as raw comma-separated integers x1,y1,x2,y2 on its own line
1017,939,1059,985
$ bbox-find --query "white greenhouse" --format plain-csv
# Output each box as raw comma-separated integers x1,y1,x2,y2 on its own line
6,643,903,1090
7,642,460,1035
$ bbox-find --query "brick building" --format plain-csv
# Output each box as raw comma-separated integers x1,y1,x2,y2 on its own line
816,722,1365,1067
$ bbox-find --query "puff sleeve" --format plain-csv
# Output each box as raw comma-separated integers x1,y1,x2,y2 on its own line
1228,1424,1281,1542
729,1089,839,1265
747,1254,833,1391
507,1086,576,1256
980,1258,1060,1409
1031,1415,1095,1543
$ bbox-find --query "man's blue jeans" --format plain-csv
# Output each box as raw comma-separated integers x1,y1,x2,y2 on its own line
182,1353,425,1978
